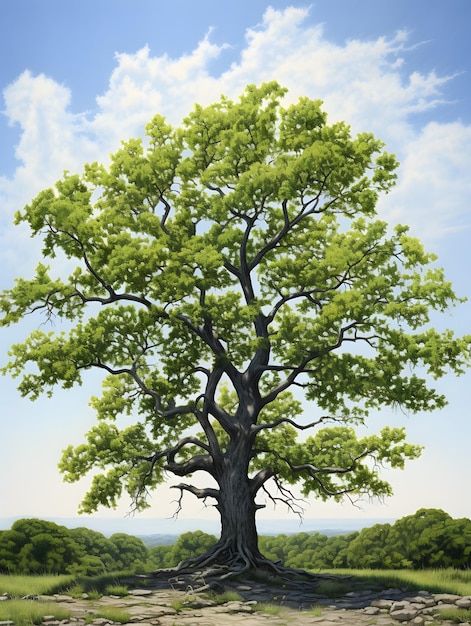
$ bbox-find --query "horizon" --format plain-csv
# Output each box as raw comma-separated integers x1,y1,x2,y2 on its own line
0,514,398,537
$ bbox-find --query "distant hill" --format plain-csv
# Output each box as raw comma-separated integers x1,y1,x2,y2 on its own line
0,516,393,539
137,534,180,547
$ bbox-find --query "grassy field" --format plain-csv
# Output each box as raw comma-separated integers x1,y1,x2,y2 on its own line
319,568,471,596
0,573,133,625
0,599,71,626
0,573,74,596
0,568,470,625
2,569,471,599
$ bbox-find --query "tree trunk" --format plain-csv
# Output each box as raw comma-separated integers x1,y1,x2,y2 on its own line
215,461,262,567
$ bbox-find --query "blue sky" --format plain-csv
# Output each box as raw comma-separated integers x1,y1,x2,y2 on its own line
0,1,470,531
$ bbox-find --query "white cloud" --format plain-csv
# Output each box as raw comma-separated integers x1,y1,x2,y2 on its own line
380,121,471,240
2,71,98,209
0,4,469,267
90,37,229,146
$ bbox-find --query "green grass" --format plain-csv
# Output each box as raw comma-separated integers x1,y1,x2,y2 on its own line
308,605,323,617
170,597,185,613
76,571,135,593
436,607,471,624
252,602,282,615
0,599,71,625
84,607,131,624
0,574,74,597
105,584,129,597
209,590,243,604
315,578,358,597
319,568,471,597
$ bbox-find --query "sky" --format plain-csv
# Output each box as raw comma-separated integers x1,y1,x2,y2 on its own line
0,0,470,534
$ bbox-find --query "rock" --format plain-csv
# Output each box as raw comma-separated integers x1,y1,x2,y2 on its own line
390,606,419,621
391,600,408,611
130,589,154,597
363,606,380,615
456,597,471,608
434,593,462,603
371,599,394,609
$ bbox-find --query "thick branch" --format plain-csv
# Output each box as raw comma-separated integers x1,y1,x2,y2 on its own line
170,483,220,518
171,483,219,501
166,452,214,477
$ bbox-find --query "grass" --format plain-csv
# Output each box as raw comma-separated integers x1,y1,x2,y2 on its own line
0,574,74,597
105,584,129,597
76,571,135,593
0,599,71,625
308,605,323,617
436,607,471,623
252,602,282,615
319,568,471,597
209,590,243,604
315,578,358,597
170,597,185,613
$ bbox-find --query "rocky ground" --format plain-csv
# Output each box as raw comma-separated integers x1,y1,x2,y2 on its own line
2,577,471,626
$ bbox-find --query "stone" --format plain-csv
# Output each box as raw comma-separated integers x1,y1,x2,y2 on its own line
390,606,419,621
434,593,462,603
130,590,154,597
391,600,408,611
371,599,394,609
363,606,380,615
4,579,471,626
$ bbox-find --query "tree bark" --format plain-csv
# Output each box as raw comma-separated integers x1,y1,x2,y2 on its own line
214,461,262,566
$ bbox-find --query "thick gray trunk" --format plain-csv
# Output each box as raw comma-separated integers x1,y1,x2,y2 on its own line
214,456,261,563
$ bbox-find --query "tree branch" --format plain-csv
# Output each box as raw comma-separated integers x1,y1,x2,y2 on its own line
170,483,220,517
79,359,196,419
260,476,306,519
251,414,339,435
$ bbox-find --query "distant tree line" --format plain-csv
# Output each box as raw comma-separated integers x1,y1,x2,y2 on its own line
256,508,471,570
0,518,151,575
1,509,469,575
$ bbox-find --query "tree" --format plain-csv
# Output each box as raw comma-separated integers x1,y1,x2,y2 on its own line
346,523,392,569
1,82,470,582
109,533,148,571
69,527,121,573
3,519,81,574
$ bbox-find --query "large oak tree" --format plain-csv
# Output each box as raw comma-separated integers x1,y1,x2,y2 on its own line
1,83,470,580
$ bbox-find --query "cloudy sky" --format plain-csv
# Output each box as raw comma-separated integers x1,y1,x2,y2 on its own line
1,0,470,532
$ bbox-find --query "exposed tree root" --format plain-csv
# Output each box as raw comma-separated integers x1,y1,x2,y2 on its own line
147,542,319,593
